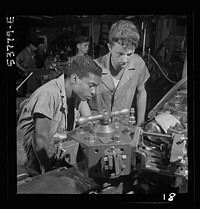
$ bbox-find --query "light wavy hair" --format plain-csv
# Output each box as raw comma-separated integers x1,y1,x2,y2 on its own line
108,20,140,49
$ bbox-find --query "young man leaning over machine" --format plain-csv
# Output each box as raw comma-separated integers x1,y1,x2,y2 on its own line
17,55,102,174
89,20,150,126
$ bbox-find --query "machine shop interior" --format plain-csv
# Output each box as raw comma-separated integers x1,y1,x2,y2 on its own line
15,14,189,196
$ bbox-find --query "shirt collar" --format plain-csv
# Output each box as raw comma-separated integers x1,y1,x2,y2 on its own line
100,52,136,73
55,74,65,96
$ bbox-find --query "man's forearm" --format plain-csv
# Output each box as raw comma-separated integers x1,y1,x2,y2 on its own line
136,90,147,126
79,100,92,116
32,135,52,173
16,61,26,72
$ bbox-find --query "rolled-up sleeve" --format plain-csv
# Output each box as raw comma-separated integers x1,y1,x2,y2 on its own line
137,63,150,87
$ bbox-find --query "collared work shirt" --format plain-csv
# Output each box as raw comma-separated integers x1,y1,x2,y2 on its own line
89,52,150,116
17,74,68,166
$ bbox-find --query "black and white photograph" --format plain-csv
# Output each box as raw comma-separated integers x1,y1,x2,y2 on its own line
6,11,195,203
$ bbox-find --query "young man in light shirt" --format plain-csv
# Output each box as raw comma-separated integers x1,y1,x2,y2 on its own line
89,20,150,126
17,55,102,174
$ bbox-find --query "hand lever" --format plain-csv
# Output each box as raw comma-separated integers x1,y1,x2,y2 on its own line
75,108,130,125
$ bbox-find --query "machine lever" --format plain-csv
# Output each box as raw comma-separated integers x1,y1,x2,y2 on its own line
76,108,130,125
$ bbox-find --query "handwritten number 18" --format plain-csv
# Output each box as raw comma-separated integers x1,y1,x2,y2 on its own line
163,193,176,201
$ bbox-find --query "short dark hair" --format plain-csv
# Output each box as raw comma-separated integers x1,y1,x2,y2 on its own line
27,36,39,48
76,36,89,44
67,55,102,79
108,20,140,49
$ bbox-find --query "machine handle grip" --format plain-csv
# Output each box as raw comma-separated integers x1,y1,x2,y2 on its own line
76,108,130,125
111,108,130,117
75,114,103,125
